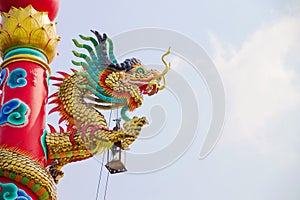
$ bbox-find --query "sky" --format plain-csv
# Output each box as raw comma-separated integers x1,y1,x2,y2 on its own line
44,0,300,199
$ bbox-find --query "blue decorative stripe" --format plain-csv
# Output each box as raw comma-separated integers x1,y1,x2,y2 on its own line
4,48,48,63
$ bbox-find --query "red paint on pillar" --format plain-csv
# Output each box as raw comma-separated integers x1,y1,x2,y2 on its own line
0,61,48,166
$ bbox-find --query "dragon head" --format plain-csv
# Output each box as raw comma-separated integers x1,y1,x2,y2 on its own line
121,48,170,97
71,30,170,120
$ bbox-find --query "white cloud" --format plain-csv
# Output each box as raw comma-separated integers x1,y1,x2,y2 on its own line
211,15,300,166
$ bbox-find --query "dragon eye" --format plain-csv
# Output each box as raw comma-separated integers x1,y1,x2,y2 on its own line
134,66,146,74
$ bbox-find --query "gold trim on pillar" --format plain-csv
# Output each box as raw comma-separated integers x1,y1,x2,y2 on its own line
0,54,51,73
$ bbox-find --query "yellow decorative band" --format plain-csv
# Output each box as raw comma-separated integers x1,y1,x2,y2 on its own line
0,54,51,73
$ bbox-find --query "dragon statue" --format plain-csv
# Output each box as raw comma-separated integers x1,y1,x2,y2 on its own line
0,4,170,199
46,30,171,183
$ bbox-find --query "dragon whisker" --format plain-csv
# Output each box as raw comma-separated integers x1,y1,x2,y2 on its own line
148,47,171,91
158,76,167,91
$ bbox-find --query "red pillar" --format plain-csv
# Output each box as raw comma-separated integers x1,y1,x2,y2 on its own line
0,61,48,164
0,1,60,199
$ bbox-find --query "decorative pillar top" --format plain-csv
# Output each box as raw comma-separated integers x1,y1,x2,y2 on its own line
0,5,60,65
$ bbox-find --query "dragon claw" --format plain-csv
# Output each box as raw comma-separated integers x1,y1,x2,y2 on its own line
49,163,64,184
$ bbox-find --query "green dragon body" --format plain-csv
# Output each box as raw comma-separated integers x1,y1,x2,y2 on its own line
46,30,170,183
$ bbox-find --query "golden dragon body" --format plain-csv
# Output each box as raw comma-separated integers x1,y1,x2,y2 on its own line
46,30,170,183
